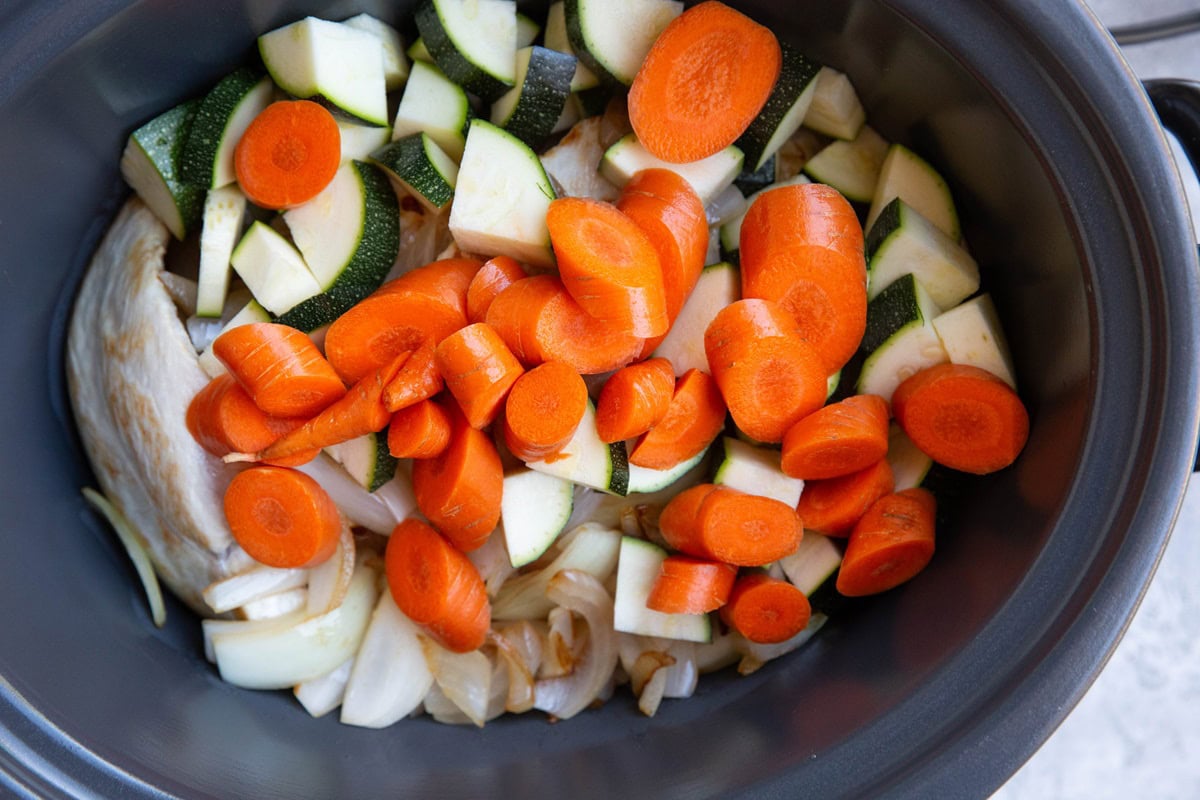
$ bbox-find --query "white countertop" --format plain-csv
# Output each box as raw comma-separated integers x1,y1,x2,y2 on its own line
994,2,1200,797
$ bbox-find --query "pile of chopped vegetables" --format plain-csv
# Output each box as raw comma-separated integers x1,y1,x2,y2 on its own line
96,0,1029,727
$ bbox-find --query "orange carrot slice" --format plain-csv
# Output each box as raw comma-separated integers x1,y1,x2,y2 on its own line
412,420,503,552
212,322,346,418
186,374,304,457
892,363,1030,475
628,368,726,469
703,298,827,443
546,197,669,338
659,483,803,566
595,357,676,444
223,465,341,568
795,458,895,538
719,573,812,644
739,183,867,374
502,361,588,462
234,100,341,210
646,555,737,614
387,399,453,460
485,274,644,374
780,394,890,480
628,1,782,163
435,322,526,430
382,340,444,413
466,256,527,324
385,518,491,653
836,488,936,597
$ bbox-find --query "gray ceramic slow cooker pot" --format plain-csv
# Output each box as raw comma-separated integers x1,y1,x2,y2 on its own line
2,0,1198,797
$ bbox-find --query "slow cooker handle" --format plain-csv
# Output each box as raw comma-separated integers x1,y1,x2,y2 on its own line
1144,80,1200,471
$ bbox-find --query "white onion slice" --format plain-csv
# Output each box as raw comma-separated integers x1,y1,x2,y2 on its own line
423,641,493,728
533,570,618,720
296,454,411,534
694,626,741,674
735,613,828,676
495,620,544,679
489,631,536,713
493,523,620,620
185,314,225,353
82,488,166,628
157,271,197,316
237,587,307,620
705,183,747,227
467,529,515,597
294,657,354,718
306,525,356,616
539,606,578,679
636,657,671,717
340,592,433,728
207,557,379,689
662,640,699,699
202,565,308,615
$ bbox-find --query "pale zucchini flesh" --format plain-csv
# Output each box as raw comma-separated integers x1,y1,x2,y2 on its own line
119,100,205,240
803,67,866,141
195,186,248,317
414,0,518,102
601,134,744,205
866,197,980,309
803,124,890,204
229,221,322,315
391,59,472,162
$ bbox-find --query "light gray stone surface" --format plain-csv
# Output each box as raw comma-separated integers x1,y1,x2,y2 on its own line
994,2,1200,797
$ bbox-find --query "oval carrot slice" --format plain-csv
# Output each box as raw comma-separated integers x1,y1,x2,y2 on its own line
484,274,644,374
628,368,726,469
388,398,453,460
595,357,676,444
646,555,737,614
234,100,341,210
795,458,895,538
435,322,525,430
466,256,527,324
382,340,444,412
385,518,491,653
616,169,708,323
719,573,812,644
546,197,669,338
223,465,341,568
502,361,588,462
703,298,827,443
324,257,481,384
628,1,782,163
412,421,503,552
659,483,803,566
836,488,936,597
892,363,1030,475
739,183,867,374
186,374,304,457
780,394,890,480
212,322,346,418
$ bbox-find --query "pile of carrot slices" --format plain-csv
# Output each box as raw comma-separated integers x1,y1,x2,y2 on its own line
181,0,1032,656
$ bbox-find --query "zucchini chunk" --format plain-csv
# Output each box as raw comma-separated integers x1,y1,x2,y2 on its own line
803,66,866,141
736,44,822,173
601,134,744,205
326,431,399,493
277,161,400,331
371,132,459,212
180,69,274,190
119,100,205,240
803,124,890,204
230,222,322,316
195,186,248,318
391,59,473,162
449,119,557,269
491,46,576,148
259,17,389,126
613,537,712,643
931,294,1017,388
341,13,410,91
501,469,575,567
544,1,601,91
525,401,630,495
653,262,740,375
712,436,805,507
866,197,980,308
337,121,392,163
865,143,960,240
414,0,519,102
887,422,933,492
856,273,948,401
564,0,682,87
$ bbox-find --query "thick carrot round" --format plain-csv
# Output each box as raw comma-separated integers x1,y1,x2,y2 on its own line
502,361,588,462
388,398,453,460
646,555,737,614
435,322,526,430
892,363,1030,475
212,322,346,418
484,274,644,374
659,483,803,566
412,421,503,552
186,374,304,457
546,197,669,338
383,340,444,412
628,1,781,164
703,298,827,443
739,183,867,374
628,368,726,469
223,465,341,568
254,351,409,464
719,573,812,644
780,394,890,480
595,357,676,444
324,257,481,384
836,488,936,597
234,100,341,210
616,169,708,324
795,458,895,538
466,256,526,324
385,518,491,653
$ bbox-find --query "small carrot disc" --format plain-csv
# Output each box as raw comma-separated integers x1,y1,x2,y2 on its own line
234,100,341,209
719,573,811,644
223,465,341,568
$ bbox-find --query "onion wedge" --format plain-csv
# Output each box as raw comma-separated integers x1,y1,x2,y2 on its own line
340,592,433,729
533,570,618,720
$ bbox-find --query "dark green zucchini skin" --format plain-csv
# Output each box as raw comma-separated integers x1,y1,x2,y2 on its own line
735,45,822,171
415,0,514,102
496,46,576,148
